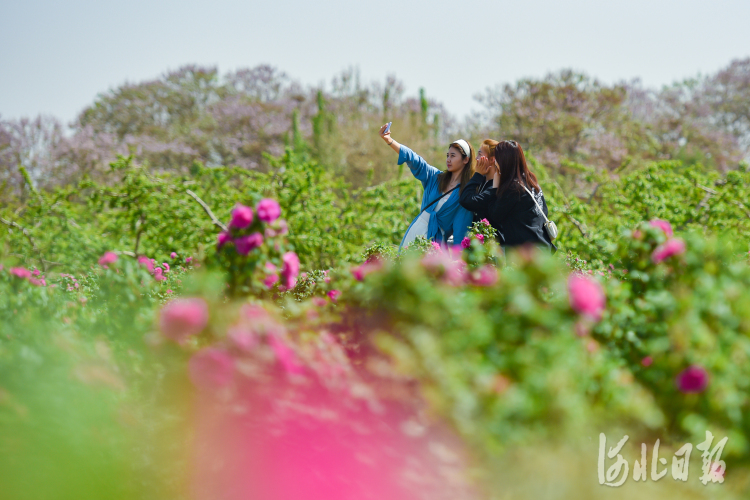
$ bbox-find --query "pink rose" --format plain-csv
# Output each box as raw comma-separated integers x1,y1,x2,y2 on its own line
166,289,173,294
137,256,154,273
235,232,264,255
269,335,304,374
312,297,327,307
10,267,32,279
217,231,232,249
186,256,193,264
469,265,498,286
189,348,235,390
481,218,490,226
327,289,341,302
568,274,606,321
32,269,41,276
652,238,686,263
256,198,282,223
96,252,117,267
229,204,254,229
153,268,167,281
159,298,209,343
461,237,471,249
421,252,467,286
281,252,300,289
264,262,279,288
649,219,673,237
476,234,485,244
170,252,177,259
430,241,442,252
162,263,170,273
351,259,383,282
641,356,653,367
676,365,708,393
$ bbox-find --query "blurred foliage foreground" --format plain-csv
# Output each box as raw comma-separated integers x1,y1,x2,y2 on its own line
2,151,750,500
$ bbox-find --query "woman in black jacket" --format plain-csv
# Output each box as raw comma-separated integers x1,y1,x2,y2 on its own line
471,140,556,253
459,139,505,244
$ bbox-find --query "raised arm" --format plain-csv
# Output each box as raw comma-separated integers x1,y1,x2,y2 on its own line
459,172,497,213
379,123,440,185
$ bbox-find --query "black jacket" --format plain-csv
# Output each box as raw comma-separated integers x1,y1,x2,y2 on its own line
461,173,556,252
459,173,505,244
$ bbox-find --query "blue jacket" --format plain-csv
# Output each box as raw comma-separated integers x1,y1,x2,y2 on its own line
398,145,473,249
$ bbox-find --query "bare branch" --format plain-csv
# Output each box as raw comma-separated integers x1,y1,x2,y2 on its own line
564,212,589,239
186,189,228,232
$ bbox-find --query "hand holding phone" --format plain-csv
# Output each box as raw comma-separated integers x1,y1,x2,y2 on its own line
383,122,392,134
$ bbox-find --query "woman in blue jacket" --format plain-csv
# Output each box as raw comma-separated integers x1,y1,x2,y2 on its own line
379,123,475,250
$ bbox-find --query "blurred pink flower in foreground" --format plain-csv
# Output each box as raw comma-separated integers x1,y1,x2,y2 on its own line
351,258,383,282
264,262,279,288
312,297,327,307
568,274,606,321
269,335,304,374
98,252,118,267
641,356,653,367
431,241,442,252
328,289,341,302
421,252,467,286
189,348,235,390
265,219,289,238
229,204,254,229
676,365,709,393
217,231,231,249
137,255,154,272
163,263,170,273
235,233,264,255
469,265,498,286
281,252,300,289
159,298,209,343
652,238,686,263
228,326,258,352
10,267,32,279
170,252,178,259
649,219,674,237
476,234,485,243
153,268,167,281
186,256,193,264
32,269,40,276
256,198,281,223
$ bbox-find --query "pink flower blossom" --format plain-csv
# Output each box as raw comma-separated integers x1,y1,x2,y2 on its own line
421,252,467,286
328,289,341,302
98,251,119,268
649,219,674,237
256,198,282,223
186,256,193,264
235,232,264,255
281,252,300,289
351,259,383,281
312,297,327,307
469,265,498,286
269,335,304,374
568,274,606,321
430,241,442,252
228,325,258,352
676,365,708,393
652,238,686,263
217,231,231,249
461,237,471,249
632,229,643,239
166,289,173,294
28,277,46,286
265,219,289,238
159,298,209,344
170,252,177,259
153,268,167,281
32,269,41,276
189,348,235,390
229,204,254,229
264,262,279,288
137,256,154,272
481,218,490,226
10,267,32,279
162,263,170,273
641,356,653,367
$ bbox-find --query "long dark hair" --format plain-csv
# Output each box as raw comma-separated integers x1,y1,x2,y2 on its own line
438,142,476,195
494,140,540,198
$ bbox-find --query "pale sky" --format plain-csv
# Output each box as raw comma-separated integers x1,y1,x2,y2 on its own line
2,0,749,125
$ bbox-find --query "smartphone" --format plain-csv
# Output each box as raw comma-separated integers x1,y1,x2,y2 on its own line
384,122,392,134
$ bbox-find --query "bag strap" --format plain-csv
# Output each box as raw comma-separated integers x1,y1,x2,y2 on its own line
421,186,459,214
518,182,550,223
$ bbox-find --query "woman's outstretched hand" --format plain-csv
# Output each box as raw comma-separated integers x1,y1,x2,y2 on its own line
380,123,401,153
